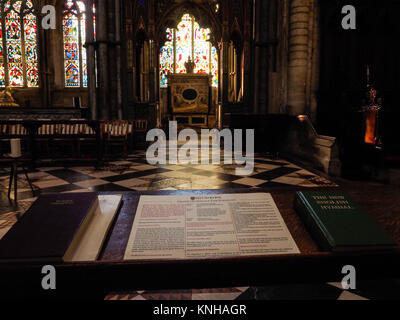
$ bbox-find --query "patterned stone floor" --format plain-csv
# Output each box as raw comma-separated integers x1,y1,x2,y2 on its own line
1,151,398,300
104,283,383,301
0,151,336,215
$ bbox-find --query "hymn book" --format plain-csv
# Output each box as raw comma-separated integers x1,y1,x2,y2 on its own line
0,193,122,263
294,191,395,252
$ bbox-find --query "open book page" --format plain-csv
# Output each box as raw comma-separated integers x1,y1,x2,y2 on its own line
124,193,299,260
65,195,123,262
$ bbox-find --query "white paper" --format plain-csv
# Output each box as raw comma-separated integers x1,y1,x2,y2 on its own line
124,193,299,260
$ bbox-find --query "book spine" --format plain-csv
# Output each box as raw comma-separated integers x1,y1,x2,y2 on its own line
297,193,336,245
294,194,335,251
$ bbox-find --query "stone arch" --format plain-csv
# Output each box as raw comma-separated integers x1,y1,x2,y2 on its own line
156,2,222,47
135,16,148,46
230,18,243,53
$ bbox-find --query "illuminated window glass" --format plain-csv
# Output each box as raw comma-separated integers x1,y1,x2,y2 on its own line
211,45,218,87
175,14,192,74
0,0,39,87
63,0,88,87
159,28,174,88
160,14,218,88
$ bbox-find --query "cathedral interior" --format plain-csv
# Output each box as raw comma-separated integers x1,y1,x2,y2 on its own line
0,0,399,300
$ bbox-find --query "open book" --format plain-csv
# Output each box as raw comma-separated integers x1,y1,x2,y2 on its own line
0,193,122,263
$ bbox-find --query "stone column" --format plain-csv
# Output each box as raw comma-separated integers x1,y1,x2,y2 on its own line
107,0,117,119
221,40,229,106
148,0,157,104
287,0,311,115
308,0,320,123
115,0,123,119
253,0,270,114
96,0,110,120
252,0,260,113
221,0,229,106
39,12,51,108
148,39,157,102
242,0,252,109
277,0,290,114
86,0,97,119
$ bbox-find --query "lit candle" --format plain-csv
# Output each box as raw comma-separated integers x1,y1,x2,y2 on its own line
367,65,370,84
10,139,22,158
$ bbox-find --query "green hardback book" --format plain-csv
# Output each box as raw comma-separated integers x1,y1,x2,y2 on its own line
294,191,396,252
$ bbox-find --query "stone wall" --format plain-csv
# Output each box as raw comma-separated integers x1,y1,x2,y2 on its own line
251,0,319,122
286,0,319,121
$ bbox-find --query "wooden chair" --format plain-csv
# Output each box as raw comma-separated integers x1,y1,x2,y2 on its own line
36,123,56,157
76,123,97,159
102,120,129,159
132,119,148,150
51,124,77,158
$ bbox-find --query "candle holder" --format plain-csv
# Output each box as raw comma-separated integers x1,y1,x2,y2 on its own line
362,68,382,146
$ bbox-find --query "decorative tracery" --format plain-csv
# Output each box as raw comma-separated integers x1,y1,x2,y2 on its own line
63,0,87,88
0,0,39,87
160,14,218,88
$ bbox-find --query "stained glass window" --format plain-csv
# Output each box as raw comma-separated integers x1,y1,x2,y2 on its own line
160,14,218,88
159,28,174,88
63,0,88,88
0,0,39,87
175,14,192,74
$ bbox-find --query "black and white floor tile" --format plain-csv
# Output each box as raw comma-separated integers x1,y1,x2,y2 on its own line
1,151,398,300
0,152,337,206
105,280,400,300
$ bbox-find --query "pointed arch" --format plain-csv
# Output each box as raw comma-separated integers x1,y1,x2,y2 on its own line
62,0,87,87
159,13,218,88
0,0,39,87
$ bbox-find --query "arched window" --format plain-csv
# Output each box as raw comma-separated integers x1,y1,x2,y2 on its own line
63,0,87,88
160,14,218,88
0,0,39,87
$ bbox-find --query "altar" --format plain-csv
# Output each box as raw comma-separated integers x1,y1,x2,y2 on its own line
167,73,212,127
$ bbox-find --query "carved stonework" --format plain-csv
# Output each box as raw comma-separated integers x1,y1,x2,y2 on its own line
168,74,211,114
0,86,19,107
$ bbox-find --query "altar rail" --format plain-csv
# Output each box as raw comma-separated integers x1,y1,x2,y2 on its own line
0,119,148,166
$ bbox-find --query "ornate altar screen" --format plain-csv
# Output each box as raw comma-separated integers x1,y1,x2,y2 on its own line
168,74,211,126
160,14,218,127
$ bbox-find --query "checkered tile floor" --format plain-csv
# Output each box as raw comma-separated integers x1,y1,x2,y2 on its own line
0,151,336,204
104,283,380,300
104,279,400,300
1,151,398,300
